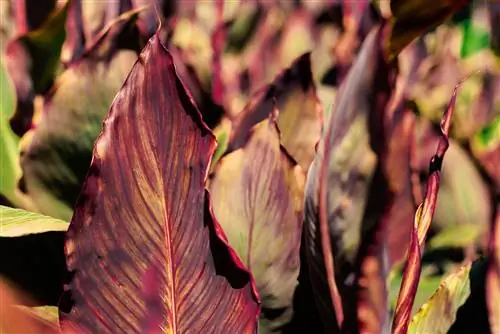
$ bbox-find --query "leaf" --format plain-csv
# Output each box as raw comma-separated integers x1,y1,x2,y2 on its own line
388,267,443,315
210,116,303,332
303,25,395,333
408,262,471,334
0,278,62,333
19,11,144,221
14,0,57,34
384,0,470,60
0,206,68,306
5,2,68,136
428,224,481,250
460,18,490,59
392,80,466,334
0,205,68,237
414,121,492,232
0,56,20,204
59,32,260,333
470,115,500,188
227,53,322,172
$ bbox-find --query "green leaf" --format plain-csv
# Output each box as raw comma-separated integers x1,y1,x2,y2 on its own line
428,223,481,250
460,18,490,59
408,262,471,334
389,266,444,316
0,205,68,237
19,12,143,220
0,59,20,203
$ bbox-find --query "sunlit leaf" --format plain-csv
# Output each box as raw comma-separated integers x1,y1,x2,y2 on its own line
59,32,260,333
409,262,471,334
0,206,68,306
428,224,481,250
0,205,68,237
5,2,68,136
211,116,303,332
227,53,322,172
0,57,20,205
19,11,144,221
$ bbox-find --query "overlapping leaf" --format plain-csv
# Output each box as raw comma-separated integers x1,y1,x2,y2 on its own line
0,206,68,306
303,25,396,333
0,57,21,205
5,2,68,136
408,262,472,334
59,32,259,333
384,0,470,60
210,116,303,332
19,11,144,220
392,81,465,334
227,53,322,172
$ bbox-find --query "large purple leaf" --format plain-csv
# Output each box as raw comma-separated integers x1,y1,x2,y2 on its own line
227,53,322,172
19,11,144,221
210,115,303,332
59,32,260,332
303,24,396,333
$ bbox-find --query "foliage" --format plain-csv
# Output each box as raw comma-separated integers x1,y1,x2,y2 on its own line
0,0,498,333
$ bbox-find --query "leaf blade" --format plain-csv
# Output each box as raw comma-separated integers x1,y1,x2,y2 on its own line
60,32,260,333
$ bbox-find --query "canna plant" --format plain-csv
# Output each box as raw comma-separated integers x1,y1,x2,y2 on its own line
0,0,499,333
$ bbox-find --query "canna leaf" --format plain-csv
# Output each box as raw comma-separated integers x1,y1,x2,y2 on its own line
0,57,20,205
384,0,470,60
227,53,322,172
5,2,68,137
303,25,396,333
392,79,466,334
408,262,472,334
210,115,303,332
19,11,145,221
0,206,68,306
14,0,58,34
59,31,260,333
0,205,68,237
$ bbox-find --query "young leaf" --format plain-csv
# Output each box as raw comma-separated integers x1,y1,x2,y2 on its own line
19,11,144,221
210,116,303,332
408,262,472,334
0,206,68,306
385,0,470,59
227,53,322,172
59,32,260,333
5,2,68,136
392,80,466,334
